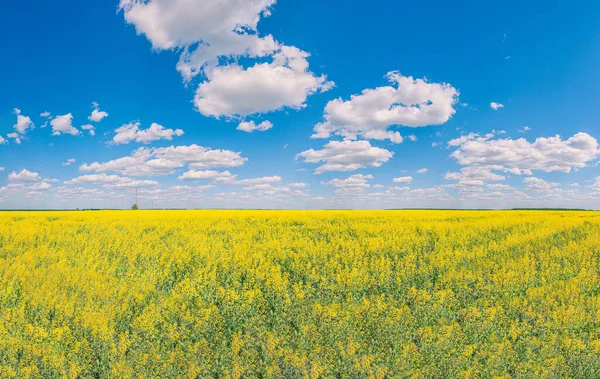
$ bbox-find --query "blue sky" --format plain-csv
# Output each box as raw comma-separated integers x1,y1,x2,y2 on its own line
2,0,600,209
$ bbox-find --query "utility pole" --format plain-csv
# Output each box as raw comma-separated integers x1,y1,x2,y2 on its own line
132,187,140,210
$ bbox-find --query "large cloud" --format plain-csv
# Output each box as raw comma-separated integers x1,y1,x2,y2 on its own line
120,0,331,120
194,47,332,117
120,0,277,67
449,132,599,173
312,72,459,143
80,144,247,177
297,140,393,174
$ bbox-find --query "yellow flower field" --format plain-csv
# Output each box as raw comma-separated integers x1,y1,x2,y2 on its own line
1,210,600,378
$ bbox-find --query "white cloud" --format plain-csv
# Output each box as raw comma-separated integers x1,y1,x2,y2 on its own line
65,174,159,189
81,124,96,136
113,122,184,144
1,170,54,198
62,158,76,166
120,0,331,119
393,176,413,184
518,126,531,133
0,136,6,145
8,108,34,143
40,111,51,118
490,102,504,110
178,170,236,182
194,47,332,118
589,178,600,191
89,102,108,122
80,144,247,176
322,174,373,196
449,132,599,173
8,169,41,183
120,0,277,66
297,140,393,174
417,168,428,174
51,114,80,136
445,166,505,185
235,176,282,186
13,108,35,135
7,133,21,145
523,177,559,192
312,71,459,143
237,120,273,133
487,183,514,191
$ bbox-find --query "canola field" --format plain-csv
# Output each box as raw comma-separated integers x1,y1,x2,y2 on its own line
1,210,600,378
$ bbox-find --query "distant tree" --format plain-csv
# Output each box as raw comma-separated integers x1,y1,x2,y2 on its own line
132,204,139,210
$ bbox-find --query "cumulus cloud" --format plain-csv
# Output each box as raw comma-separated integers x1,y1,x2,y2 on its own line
194,47,332,118
8,169,41,183
65,174,159,189
178,170,236,182
120,0,331,120
490,102,504,110
523,177,559,192
7,133,21,145
322,174,373,196
2,169,55,196
51,114,80,136
444,166,506,188
89,102,108,122
112,122,184,144
417,168,428,174
311,71,459,143
449,132,599,173
81,124,96,136
487,183,514,191
237,120,273,133
8,108,34,144
13,108,35,135
120,0,277,69
393,176,413,184
235,176,281,186
297,140,393,174
80,144,247,177
62,158,76,166
0,136,6,145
